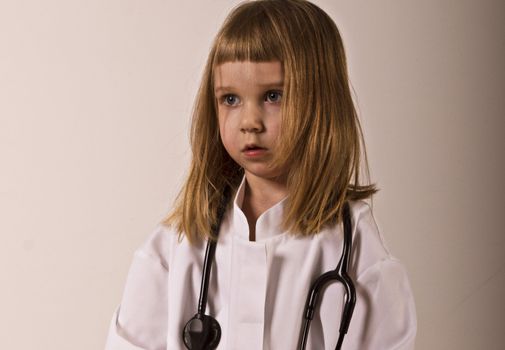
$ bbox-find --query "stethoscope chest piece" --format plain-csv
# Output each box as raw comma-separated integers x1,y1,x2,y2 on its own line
183,313,221,350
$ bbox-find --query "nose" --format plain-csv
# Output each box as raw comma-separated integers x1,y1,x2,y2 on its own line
239,103,264,134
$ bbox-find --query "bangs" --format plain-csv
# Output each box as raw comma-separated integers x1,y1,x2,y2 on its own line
213,3,284,64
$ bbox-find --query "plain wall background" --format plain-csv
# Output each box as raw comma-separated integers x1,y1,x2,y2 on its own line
1,0,504,349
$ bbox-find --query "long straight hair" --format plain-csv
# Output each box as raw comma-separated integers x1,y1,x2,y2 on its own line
163,0,378,244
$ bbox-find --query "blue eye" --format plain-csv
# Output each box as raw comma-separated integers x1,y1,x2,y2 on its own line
222,94,239,106
266,91,282,103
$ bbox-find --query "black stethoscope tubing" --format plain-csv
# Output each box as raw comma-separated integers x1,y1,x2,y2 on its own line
298,200,356,349
183,191,356,350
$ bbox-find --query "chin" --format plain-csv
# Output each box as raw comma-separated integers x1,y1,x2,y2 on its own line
243,167,286,181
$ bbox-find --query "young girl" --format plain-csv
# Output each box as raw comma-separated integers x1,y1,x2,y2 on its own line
105,0,417,349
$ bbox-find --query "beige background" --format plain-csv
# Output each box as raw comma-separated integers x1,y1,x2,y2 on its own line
1,0,504,349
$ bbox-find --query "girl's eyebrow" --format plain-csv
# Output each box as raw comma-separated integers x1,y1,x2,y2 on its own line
214,81,284,93
258,81,284,88
214,86,232,93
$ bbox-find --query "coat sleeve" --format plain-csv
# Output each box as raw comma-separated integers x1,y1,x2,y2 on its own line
344,201,417,349
351,258,417,350
105,225,173,350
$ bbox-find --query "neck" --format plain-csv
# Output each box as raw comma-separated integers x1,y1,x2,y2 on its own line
241,173,288,241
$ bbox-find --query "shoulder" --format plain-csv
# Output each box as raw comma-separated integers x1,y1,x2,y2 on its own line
348,200,396,278
134,223,178,271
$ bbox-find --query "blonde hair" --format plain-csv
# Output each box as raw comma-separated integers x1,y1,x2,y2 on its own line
163,0,378,244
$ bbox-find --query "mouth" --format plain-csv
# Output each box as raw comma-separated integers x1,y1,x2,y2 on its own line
241,144,268,157
241,144,266,152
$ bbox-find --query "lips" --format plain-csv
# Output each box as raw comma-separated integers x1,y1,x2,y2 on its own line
241,143,266,152
241,143,268,158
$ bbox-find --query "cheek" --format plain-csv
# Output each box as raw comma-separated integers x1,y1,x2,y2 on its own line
265,110,282,138
218,115,237,151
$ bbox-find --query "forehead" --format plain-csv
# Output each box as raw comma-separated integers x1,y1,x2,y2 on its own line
213,61,283,89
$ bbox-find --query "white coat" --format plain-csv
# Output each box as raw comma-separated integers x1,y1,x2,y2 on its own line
105,176,417,349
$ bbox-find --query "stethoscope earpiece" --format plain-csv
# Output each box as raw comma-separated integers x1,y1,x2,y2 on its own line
183,313,221,350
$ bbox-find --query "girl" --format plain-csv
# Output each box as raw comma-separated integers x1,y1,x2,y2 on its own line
105,0,417,349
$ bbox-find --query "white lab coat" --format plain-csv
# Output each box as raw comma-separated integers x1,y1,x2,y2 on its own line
105,176,417,349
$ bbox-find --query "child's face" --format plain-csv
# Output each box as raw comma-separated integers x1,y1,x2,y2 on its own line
214,60,285,182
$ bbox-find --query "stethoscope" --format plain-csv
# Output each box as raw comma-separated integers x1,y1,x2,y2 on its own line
182,189,356,350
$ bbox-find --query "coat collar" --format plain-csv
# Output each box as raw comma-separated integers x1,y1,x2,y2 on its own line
230,175,289,242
